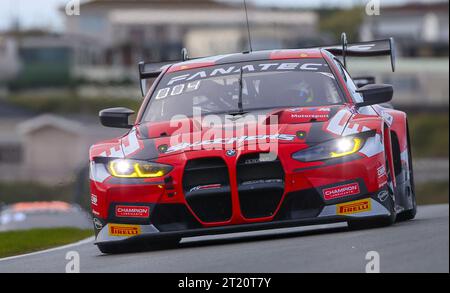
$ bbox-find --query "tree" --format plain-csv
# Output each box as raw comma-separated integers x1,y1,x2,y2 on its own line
319,8,365,42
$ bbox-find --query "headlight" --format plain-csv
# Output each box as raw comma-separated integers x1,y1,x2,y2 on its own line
292,136,365,162
331,137,363,158
108,159,172,178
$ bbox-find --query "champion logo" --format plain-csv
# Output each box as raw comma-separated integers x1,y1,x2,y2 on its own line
323,182,360,200
115,206,150,218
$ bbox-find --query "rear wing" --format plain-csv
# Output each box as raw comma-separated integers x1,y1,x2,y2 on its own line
138,61,174,96
138,48,190,96
138,61,173,79
323,33,396,72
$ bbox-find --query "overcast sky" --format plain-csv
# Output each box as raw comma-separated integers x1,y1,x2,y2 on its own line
0,0,445,32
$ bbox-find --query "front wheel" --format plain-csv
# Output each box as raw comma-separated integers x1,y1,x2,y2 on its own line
348,151,396,230
397,128,417,221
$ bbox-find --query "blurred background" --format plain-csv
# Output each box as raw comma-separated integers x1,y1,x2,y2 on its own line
0,0,448,232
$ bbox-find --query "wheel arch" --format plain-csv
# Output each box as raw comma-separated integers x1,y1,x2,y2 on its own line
382,109,409,178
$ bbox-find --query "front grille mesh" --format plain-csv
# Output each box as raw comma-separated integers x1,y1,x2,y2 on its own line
183,158,232,222
237,153,285,219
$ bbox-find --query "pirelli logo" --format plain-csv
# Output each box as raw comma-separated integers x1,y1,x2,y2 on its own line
108,224,141,237
336,199,371,215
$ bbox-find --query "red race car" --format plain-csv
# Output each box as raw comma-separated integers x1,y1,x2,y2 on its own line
89,35,416,254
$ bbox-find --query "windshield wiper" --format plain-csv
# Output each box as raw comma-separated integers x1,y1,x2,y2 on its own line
227,67,248,116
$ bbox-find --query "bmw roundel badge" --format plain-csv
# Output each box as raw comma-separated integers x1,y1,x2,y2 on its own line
226,149,237,157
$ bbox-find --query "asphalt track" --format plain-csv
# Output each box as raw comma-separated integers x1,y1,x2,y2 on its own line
0,204,448,273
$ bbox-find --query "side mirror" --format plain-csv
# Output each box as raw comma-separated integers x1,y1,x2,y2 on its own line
356,84,393,107
99,107,134,129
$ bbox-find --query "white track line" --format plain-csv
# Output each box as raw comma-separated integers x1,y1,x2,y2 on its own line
0,236,95,262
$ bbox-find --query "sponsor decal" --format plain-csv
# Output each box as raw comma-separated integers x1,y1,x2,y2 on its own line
288,107,330,112
115,206,150,218
244,158,261,164
243,153,276,164
318,107,331,112
108,224,141,237
288,108,331,121
348,44,376,51
378,180,388,189
167,61,328,86
359,134,384,158
242,179,283,185
93,218,103,230
291,114,329,119
99,129,142,157
155,80,201,100
166,134,295,153
91,194,98,206
189,184,222,193
336,199,371,215
377,190,390,202
326,109,352,135
377,165,386,178
323,182,360,200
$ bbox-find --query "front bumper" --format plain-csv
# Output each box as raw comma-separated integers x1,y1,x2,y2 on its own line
91,143,390,245
94,197,391,245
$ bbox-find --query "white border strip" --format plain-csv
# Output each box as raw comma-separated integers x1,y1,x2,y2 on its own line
0,236,95,262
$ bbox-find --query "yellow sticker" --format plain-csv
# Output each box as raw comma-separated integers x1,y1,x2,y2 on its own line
108,224,141,237
336,199,371,215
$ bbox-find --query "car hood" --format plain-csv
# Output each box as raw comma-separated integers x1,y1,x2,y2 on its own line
125,105,352,160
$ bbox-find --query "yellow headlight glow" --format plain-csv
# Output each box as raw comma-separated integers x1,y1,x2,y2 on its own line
330,137,362,158
108,160,172,178
134,163,166,178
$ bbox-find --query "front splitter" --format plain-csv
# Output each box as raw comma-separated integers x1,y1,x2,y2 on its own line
95,198,390,245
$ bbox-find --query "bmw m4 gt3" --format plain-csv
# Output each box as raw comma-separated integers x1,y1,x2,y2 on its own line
89,37,416,253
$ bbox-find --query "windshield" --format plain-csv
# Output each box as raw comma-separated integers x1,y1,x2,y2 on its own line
142,59,343,122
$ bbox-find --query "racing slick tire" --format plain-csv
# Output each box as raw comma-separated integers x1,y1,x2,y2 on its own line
348,152,397,230
97,237,182,254
396,195,416,221
396,127,417,222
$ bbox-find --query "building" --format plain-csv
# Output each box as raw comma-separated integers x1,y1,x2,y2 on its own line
64,0,319,67
348,58,449,108
0,109,125,184
3,31,102,88
356,2,449,108
0,36,20,84
0,102,32,178
3,0,318,87
359,2,449,57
